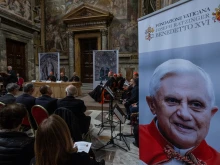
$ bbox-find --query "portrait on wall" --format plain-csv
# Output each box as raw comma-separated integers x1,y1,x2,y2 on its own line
39,52,60,81
93,50,118,88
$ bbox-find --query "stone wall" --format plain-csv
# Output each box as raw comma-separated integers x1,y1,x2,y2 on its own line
44,0,139,80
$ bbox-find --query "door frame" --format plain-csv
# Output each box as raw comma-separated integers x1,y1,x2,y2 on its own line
74,33,101,81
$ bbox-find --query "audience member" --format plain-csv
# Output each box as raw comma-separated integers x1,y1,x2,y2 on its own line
16,83,37,130
47,71,56,82
57,85,90,134
123,78,138,120
32,114,104,165
35,85,57,114
0,103,35,165
16,73,24,91
69,72,80,82
117,73,125,90
0,83,19,104
120,78,134,102
60,72,68,82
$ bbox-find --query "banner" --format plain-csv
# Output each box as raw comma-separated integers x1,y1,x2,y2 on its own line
93,50,118,89
138,0,220,164
39,52,60,81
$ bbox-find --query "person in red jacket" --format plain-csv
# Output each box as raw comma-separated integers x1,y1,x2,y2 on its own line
140,59,220,165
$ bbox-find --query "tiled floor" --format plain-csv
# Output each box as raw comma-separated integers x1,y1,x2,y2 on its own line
86,110,139,165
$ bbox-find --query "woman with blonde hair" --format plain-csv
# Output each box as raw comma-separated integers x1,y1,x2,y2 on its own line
33,114,104,165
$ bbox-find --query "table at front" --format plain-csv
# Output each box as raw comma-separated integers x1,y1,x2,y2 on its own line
32,82,82,98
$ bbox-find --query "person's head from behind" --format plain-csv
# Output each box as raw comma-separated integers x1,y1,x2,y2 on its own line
6,83,19,95
0,103,27,131
65,85,77,97
146,59,218,149
39,85,52,96
23,83,34,94
35,114,77,165
113,73,117,79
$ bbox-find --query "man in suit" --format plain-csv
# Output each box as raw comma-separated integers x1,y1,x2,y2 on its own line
35,85,57,114
47,71,56,82
59,72,68,82
57,84,90,134
6,66,17,85
0,83,19,104
16,83,37,130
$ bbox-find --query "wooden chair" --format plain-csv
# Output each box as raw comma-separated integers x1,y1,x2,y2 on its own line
31,105,49,127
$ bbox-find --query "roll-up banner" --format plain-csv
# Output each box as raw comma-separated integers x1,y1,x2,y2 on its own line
139,0,220,164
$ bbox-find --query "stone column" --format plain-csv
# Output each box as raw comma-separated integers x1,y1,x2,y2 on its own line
41,0,45,52
68,31,74,78
101,29,108,50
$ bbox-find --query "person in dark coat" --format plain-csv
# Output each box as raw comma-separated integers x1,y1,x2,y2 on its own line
59,72,68,82
16,83,37,130
57,85,90,134
69,72,80,82
0,83,19,104
6,66,17,83
123,78,139,120
0,103,35,165
47,71,56,82
35,85,57,114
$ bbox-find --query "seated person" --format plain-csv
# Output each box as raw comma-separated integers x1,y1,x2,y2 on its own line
16,73,24,91
32,114,104,165
16,83,37,130
123,78,138,120
116,73,125,90
69,72,80,82
35,85,57,114
47,71,56,82
57,85,90,134
0,103,35,165
0,83,19,104
59,72,68,82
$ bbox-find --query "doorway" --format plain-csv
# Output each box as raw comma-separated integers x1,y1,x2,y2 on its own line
79,38,97,83
6,39,26,80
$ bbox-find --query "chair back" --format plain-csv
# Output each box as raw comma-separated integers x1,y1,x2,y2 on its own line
31,105,49,126
54,107,82,142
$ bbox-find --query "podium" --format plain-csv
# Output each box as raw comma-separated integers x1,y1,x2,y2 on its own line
0,72,8,78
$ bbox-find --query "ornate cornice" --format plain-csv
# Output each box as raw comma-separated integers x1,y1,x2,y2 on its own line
0,7,39,32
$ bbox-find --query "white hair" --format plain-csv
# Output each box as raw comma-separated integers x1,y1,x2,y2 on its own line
149,59,215,106
65,85,77,96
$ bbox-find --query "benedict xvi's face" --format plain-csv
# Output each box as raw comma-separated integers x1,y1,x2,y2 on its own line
146,74,218,149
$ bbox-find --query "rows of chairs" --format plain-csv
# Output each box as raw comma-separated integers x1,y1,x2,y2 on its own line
0,102,90,142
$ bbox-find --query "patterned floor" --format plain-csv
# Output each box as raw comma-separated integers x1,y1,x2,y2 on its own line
86,110,139,165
